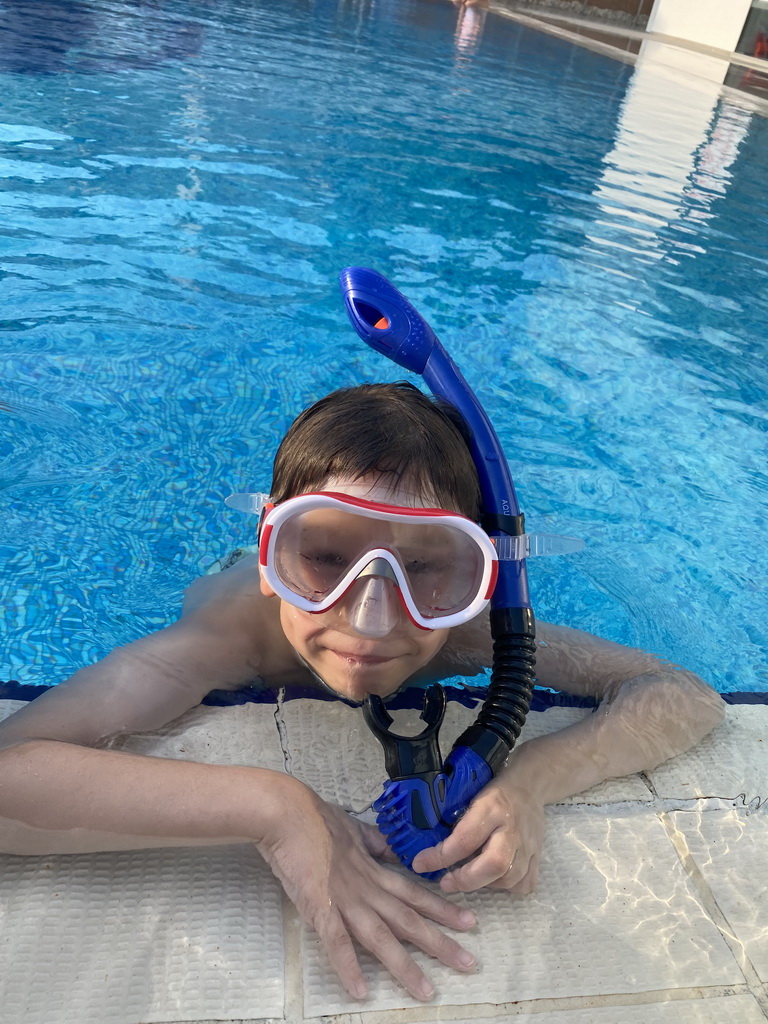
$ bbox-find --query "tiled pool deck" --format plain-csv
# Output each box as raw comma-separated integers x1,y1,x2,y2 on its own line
1,693,766,1024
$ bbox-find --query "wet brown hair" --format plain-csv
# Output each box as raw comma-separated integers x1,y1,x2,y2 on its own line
270,382,481,519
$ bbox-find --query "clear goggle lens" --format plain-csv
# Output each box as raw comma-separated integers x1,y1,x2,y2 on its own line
272,505,490,620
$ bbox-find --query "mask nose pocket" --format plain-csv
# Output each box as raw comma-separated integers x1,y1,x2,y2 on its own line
346,562,401,638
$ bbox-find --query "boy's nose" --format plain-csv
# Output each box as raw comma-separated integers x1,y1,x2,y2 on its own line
344,562,403,638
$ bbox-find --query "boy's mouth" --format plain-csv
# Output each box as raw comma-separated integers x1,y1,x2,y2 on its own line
328,649,395,666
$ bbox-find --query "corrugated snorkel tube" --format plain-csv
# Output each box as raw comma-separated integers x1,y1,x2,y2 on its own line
340,267,536,878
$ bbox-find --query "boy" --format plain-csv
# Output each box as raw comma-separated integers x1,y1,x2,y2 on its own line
0,381,724,1004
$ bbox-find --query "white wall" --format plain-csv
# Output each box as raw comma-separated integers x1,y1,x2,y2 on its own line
647,0,753,53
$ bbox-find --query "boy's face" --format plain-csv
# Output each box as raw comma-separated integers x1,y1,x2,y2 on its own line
259,475,453,702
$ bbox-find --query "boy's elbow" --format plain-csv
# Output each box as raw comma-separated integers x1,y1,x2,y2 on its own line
677,670,725,735
648,668,725,748
612,668,725,765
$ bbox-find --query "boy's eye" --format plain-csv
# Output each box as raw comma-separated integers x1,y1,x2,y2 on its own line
403,558,447,576
301,550,350,570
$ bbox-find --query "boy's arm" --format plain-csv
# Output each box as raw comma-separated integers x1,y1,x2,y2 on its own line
0,609,274,849
532,618,726,781
530,619,725,787
413,619,724,890
504,619,724,797
0,603,477,1003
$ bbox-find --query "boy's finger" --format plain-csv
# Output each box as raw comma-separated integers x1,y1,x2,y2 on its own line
315,908,369,1000
351,911,438,1002
356,821,398,862
411,809,495,874
441,831,527,894
387,904,478,974
504,851,540,894
410,844,449,874
384,867,476,930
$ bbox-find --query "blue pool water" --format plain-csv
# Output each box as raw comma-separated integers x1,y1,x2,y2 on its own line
1,0,767,692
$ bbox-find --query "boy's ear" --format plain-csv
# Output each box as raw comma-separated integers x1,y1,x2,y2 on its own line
258,567,277,598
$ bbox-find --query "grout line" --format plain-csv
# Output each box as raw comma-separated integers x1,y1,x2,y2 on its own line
640,769,658,798
274,686,295,776
270,697,304,1022
281,893,308,1024
314,985,759,1022
553,794,745,814
658,811,768,1020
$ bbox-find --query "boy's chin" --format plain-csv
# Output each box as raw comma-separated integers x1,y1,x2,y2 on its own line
306,657,409,703
322,674,405,704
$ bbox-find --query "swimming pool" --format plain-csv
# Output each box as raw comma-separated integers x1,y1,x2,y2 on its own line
1,0,766,693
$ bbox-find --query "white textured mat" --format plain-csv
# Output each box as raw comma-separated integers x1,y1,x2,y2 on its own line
0,697,288,775
0,698,26,723
0,698,288,1024
301,804,742,1016
0,845,284,1024
670,806,768,981
648,705,768,804
108,701,288,773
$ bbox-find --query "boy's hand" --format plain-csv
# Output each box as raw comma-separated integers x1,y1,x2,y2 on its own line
410,776,545,894
254,778,477,1002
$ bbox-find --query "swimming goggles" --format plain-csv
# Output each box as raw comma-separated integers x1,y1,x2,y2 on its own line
225,490,584,632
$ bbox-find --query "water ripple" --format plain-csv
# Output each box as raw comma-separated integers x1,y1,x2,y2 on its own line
0,0,766,688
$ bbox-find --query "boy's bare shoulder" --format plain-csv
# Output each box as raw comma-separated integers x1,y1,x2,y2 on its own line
0,555,308,753
181,552,263,616
179,554,305,683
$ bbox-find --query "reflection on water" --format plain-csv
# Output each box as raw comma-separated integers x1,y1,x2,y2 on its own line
591,44,753,254
452,0,489,58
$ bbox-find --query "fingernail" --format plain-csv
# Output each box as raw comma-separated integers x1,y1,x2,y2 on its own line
458,909,476,928
458,950,476,969
353,982,367,1000
419,981,436,1001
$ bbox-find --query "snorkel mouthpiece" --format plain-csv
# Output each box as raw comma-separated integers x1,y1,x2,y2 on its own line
341,266,538,878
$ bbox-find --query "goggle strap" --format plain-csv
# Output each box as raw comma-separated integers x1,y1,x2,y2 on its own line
225,492,585,559
225,492,272,514
493,533,585,560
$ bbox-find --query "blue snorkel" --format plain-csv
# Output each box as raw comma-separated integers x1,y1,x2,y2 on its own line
340,267,537,879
